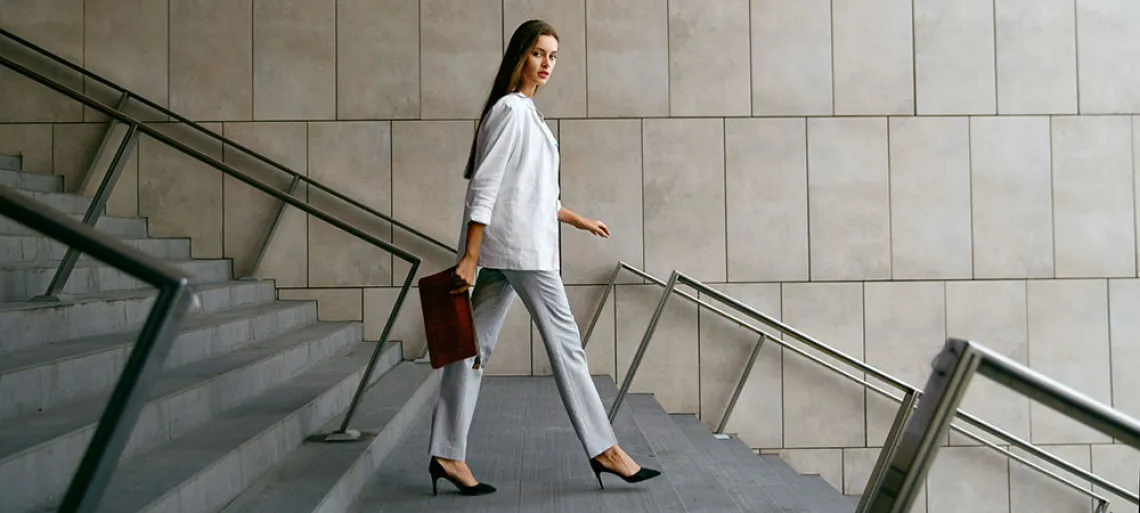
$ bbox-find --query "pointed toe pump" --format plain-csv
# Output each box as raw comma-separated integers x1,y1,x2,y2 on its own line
589,457,662,489
429,459,497,496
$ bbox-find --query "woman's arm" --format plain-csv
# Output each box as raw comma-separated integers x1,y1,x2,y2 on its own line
557,206,584,228
452,221,484,294
559,207,609,238
466,102,525,227
453,101,525,294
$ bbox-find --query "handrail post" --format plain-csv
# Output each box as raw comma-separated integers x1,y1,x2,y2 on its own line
32,123,140,302
716,333,768,435
325,259,420,441
609,271,679,424
862,341,980,513
857,390,920,513
78,91,131,195
242,175,302,280
582,262,623,349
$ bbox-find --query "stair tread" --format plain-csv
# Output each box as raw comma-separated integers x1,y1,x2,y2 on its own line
77,341,385,513
673,415,852,513
0,214,147,237
669,415,789,512
0,258,224,270
0,300,312,372
0,154,23,172
13,189,94,203
0,168,62,193
0,321,358,463
625,395,747,512
0,280,253,313
218,362,437,513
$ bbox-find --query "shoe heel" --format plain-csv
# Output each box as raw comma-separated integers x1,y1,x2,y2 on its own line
589,458,605,489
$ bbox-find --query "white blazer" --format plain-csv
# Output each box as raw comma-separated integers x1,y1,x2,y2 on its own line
458,92,561,271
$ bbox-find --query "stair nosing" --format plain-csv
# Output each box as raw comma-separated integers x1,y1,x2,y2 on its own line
0,280,269,313
0,258,229,271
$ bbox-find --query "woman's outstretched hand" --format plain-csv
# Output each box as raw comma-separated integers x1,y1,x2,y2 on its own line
452,257,477,295
578,218,610,238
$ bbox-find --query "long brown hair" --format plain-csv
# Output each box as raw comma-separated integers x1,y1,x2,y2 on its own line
463,19,558,180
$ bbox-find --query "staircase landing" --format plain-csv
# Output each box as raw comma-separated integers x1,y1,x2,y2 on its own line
349,376,857,513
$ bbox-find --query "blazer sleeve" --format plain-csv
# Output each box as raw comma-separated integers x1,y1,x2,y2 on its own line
466,100,526,226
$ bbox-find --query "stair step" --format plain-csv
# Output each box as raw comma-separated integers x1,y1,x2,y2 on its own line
670,415,791,512
0,258,233,302
757,454,859,510
0,280,277,350
11,189,97,215
219,361,438,513
0,322,366,513
0,300,318,421
0,234,190,264
0,168,61,193
625,395,747,512
0,213,147,237
31,341,398,513
0,153,21,171
597,380,689,511
672,415,853,513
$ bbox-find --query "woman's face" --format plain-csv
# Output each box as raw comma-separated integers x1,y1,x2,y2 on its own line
521,35,558,89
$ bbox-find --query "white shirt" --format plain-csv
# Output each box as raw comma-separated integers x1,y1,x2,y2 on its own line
458,92,562,271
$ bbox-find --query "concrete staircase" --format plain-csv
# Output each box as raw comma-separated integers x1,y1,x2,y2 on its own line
0,153,439,513
350,376,859,512
0,151,860,512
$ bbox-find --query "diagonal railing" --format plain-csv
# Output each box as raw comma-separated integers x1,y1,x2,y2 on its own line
860,338,1140,513
584,262,1133,512
0,26,457,293
0,24,468,443
0,186,196,513
0,31,432,509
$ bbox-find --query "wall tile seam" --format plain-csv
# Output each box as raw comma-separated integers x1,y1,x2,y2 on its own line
1050,115,1058,281
1133,116,1139,279
14,113,1140,126
1073,0,1082,114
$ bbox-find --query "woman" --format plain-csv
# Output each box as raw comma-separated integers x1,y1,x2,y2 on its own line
428,19,662,496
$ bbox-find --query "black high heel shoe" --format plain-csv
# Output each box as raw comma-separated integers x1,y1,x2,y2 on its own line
589,457,662,489
429,458,497,496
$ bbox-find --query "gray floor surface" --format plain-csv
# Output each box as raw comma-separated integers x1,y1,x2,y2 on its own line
350,376,856,513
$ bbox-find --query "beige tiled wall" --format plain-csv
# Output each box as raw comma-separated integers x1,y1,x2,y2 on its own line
969,116,1054,279
169,0,253,121
750,0,832,116
807,117,891,281
913,0,996,115
994,0,1079,115
3,1,1140,510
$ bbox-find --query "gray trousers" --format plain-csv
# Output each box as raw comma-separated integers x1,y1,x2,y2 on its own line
428,268,618,461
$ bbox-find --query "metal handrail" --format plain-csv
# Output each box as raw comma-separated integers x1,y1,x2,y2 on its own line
0,50,421,445
0,26,457,278
584,262,1128,510
0,186,196,513
861,338,1140,513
